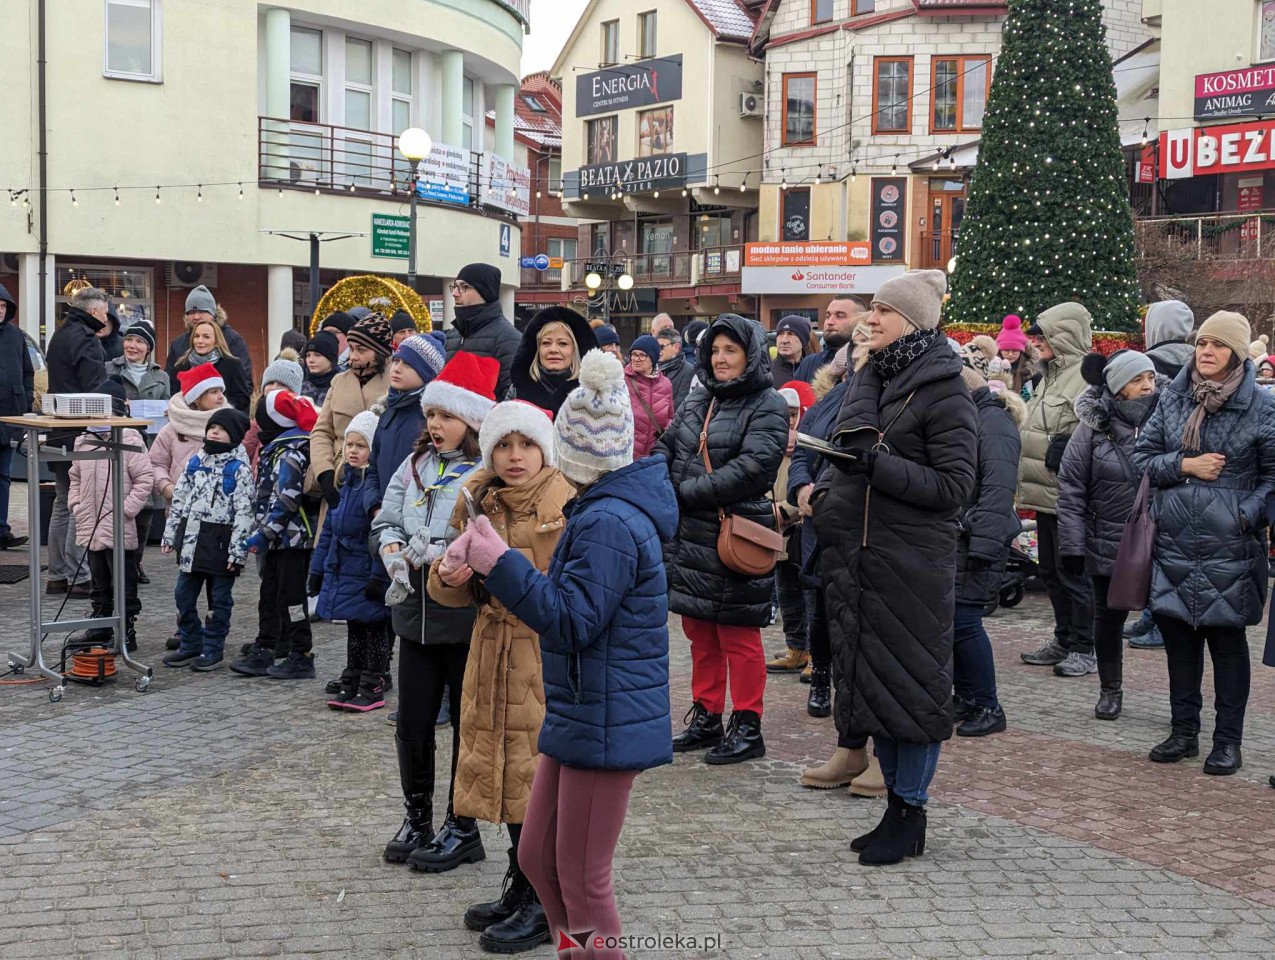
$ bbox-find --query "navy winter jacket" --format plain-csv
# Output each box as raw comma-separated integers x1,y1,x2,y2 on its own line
309,465,390,623
244,429,317,553
787,379,847,587
365,387,426,513
483,456,677,773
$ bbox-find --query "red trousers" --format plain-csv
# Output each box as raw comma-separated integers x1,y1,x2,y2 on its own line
519,756,637,960
682,616,766,717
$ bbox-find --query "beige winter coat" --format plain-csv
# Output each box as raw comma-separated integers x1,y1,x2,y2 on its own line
1017,302,1093,513
427,466,573,825
308,367,390,481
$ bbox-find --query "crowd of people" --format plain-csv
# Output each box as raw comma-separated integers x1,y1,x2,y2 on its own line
6,260,1275,956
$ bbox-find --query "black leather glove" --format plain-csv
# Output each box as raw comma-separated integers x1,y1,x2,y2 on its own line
830,447,877,477
364,578,389,604
307,573,323,597
1060,554,1086,577
318,470,341,509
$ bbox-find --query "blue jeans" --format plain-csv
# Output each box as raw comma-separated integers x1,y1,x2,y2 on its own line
874,738,942,805
175,571,235,657
0,442,12,538
953,602,1000,709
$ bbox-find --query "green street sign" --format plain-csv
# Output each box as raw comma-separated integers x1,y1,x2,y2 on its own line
371,213,411,259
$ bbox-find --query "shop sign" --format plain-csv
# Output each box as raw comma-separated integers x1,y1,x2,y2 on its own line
1137,145,1156,184
371,213,411,260
745,241,872,266
1239,176,1265,243
415,143,472,206
740,265,907,295
870,178,908,262
576,152,689,195
1161,120,1275,179
576,55,683,118
1195,66,1275,122
480,154,532,217
589,287,659,316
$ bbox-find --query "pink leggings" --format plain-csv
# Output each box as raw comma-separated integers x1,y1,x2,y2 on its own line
519,756,638,959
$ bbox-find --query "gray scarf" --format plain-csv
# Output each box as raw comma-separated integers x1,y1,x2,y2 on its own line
190,347,222,367
1182,362,1244,452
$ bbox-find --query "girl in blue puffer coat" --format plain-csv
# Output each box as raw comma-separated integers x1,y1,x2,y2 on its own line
309,411,393,712
447,351,675,955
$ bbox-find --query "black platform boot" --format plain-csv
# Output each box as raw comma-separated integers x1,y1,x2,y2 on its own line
671,702,724,752
384,737,435,863
464,848,526,931
478,876,551,954
408,805,485,873
704,710,765,765
807,666,831,718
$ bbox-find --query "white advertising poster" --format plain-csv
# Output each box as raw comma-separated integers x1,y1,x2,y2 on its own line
416,143,472,205
741,264,907,295
481,154,532,218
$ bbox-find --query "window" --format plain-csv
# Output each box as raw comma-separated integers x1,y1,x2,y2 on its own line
782,73,817,146
852,0,875,14
586,116,617,165
289,26,322,122
931,55,990,132
344,37,373,130
548,157,562,193
873,57,912,133
105,0,161,80
601,20,619,66
638,106,674,156
639,11,657,58
1262,1,1275,61
522,94,547,112
392,48,413,132
463,76,476,149
546,237,577,283
811,0,834,24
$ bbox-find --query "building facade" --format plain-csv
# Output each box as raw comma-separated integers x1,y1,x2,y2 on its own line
750,0,1150,324
552,0,766,343
0,0,528,374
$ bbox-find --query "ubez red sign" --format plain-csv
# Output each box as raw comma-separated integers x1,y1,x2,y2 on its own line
1160,120,1275,179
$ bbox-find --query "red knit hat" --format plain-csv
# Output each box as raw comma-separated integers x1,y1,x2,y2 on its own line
420,351,500,430
779,380,817,416
263,389,318,432
177,364,225,405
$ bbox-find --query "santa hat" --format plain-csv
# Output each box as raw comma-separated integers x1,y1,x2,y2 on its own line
779,380,816,416
263,389,318,432
177,364,225,406
421,352,500,430
479,400,556,472
345,410,379,447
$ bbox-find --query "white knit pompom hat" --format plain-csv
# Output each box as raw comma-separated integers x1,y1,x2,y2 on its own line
344,410,379,447
478,400,557,471
554,349,635,485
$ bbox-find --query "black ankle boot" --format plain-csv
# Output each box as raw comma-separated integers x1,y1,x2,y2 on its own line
807,667,831,718
851,789,900,852
1149,732,1199,763
1203,743,1242,776
1094,685,1123,721
671,702,724,752
956,705,1007,738
327,668,361,710
858,798,927,866
704,710,765,765
464,849,526,932
409,808,485,873
385,737,434,863
478,878,551,954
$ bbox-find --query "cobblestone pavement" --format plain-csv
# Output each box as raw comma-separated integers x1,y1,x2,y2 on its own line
4,499,1275,958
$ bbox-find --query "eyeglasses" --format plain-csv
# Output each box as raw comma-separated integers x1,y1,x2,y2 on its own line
449,281,472,295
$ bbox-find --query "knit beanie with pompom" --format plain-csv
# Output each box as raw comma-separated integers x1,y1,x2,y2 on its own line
553,349,635,486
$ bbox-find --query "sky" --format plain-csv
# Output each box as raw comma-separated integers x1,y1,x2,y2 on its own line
522,0,591,75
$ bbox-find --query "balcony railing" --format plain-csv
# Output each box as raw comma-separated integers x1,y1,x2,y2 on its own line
1136,212,1275,260
256,116,514,219
549,246,743,291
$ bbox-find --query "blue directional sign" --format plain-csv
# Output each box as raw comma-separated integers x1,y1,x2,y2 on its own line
533,253,551,271
519,256,537,269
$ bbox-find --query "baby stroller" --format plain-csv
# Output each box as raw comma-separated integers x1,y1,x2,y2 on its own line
985,519,1041,616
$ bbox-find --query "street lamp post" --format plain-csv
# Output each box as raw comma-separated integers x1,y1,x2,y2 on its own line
584,247,633,327
397,127,433,292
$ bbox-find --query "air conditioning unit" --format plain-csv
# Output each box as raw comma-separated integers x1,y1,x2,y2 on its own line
739,93,763,118
0,253,19,273
166,262,218,288
290,159,323,185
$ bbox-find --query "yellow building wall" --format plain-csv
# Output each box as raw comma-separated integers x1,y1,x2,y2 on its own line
1158,0,1261,123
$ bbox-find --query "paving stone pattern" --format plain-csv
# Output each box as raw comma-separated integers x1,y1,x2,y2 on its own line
3,501,1275,958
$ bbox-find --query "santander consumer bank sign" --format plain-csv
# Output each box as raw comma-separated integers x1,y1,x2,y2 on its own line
740,264,906,295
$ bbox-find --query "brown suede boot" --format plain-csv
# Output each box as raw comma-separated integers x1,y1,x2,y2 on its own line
766,648,810,673
799,746,870,789
848,752,887,798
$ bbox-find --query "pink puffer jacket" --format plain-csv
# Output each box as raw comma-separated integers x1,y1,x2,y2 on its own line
69,429,155,551
625,367,674,459
150,393,226,500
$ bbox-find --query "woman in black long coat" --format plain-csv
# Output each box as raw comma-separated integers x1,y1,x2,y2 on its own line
168,318,252,412
1134,311,1275,777
657,314,788,766
813,270,976,866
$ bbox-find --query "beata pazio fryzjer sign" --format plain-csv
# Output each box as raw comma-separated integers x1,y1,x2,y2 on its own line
576,55,683,118
576,152,689,195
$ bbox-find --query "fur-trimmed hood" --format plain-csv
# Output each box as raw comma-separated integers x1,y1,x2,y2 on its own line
998,387,1027,430
811,363,842,401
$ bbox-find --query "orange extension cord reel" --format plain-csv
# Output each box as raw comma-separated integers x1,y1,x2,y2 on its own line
64,647,119,685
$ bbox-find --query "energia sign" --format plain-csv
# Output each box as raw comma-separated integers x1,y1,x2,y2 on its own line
576,55,683,118
1161,120,1275,179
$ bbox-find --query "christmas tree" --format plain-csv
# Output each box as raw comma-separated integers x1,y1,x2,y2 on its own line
945,0,1140,333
